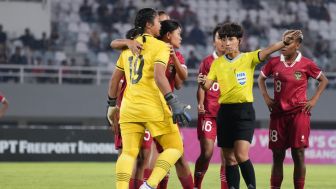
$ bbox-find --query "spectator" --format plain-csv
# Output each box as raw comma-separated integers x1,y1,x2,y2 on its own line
0,44,7,64
9,46,27,65
181,4,197,26
79,0,93,22
35,32,50,52
19,28,35,49
0,25,7,45
169,3,182,20
89,31,101,53
187,22,207,47
186,50,200,69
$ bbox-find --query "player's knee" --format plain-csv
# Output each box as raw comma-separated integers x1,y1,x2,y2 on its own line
203,148,213,160
122,147,140,158
291,148,305,163
272,150,285,163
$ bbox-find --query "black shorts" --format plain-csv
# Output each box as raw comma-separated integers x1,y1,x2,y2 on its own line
216,103,256,148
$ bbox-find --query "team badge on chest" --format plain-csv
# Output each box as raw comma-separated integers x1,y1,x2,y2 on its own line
236,72,247,85
294,71,302,80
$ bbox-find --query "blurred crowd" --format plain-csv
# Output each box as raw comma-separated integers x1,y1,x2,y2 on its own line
1,0,336,80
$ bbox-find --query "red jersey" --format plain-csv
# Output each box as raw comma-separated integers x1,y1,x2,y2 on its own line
199,52,220,117
165,51,186,91
261,52,322,114
0,95,5,103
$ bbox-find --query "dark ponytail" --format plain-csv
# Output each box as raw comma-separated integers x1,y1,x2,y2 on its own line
158,20,181,40
127,8,157,40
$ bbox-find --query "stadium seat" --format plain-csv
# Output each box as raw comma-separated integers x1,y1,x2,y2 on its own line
75,42,88,54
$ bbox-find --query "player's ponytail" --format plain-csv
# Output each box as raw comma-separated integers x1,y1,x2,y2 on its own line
127,8,157,40
158,20,181,40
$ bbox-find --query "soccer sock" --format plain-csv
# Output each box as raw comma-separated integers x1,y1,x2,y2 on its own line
146,148,182,188
129,178,143,189
226,164,240,189
178,174,194,189
157,174,169,189
270,175,283,189
220,165,228,189
239,159,256,189
194,160,210,188
143,169,152,181
294,177,305,189
116,154,137,189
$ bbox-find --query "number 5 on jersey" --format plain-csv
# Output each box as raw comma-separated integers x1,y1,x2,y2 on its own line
128,55,144,84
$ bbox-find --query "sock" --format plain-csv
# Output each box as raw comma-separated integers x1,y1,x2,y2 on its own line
143,169,152,181
220,165,228,189
239,159,256,189
129,178,143,189
270,175,283,189
146,148,182,188
116,154,136,189
157,174,169,189
178,174,193,189
226,164,240,189
194,160,210,188
294,177,305,189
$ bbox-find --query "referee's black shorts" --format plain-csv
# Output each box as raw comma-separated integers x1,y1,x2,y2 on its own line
216,102,256,148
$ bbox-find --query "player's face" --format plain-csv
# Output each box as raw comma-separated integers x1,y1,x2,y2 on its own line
221,36,240,54
149,15,161,37
159,14,170,21
214,32,225,54
168,27,182,48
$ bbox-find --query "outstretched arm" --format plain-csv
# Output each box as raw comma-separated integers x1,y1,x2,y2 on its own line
110,39,143,55
259,30,302,61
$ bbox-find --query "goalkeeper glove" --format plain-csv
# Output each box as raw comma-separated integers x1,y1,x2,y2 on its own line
164,92,191,127
106,97,119,128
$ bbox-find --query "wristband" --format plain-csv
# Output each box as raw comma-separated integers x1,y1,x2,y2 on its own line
107,97,117,106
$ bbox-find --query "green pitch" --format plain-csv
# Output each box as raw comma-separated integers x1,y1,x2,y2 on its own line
1,163,335,188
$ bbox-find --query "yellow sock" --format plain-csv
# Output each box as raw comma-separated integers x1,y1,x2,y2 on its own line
116,154,136,189
147,148,182,188
115,131,143,189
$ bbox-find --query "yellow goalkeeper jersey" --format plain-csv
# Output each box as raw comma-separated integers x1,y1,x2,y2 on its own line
116,34,171,123
207,49,261,104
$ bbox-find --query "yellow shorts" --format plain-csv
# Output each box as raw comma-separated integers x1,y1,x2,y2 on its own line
120,115,179,137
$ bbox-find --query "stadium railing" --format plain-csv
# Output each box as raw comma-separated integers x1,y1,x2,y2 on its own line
0,64,335,89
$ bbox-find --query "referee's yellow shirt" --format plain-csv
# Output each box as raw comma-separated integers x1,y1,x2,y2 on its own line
207,50,261,104
116,34,171,123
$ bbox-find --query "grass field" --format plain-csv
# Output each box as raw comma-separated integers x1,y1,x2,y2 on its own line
1,162,336,189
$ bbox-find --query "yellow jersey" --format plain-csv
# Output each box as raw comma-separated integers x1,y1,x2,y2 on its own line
116,34,171,123
207,50,261,104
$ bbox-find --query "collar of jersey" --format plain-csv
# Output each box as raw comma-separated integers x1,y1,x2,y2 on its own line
223,53,242,63
142,33,153,37
280,51,302,67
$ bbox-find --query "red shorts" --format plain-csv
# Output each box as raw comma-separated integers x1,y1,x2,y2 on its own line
142,130,153,149
269,112,310,149
114,124,122,150
197,115,217,141
142,131,163,153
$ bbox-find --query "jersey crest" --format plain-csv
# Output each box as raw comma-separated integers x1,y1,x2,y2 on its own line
236,72,247,85
294,71,302,80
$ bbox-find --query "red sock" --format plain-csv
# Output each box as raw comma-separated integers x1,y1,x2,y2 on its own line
129,178,143,189
143,169,152,181
294,177,305,189
194,162,210,189
157,174,169,189
220,165,228,189
271,176,283,189
178,174,194,189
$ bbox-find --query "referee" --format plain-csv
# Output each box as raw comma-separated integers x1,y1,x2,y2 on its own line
198,22,301,189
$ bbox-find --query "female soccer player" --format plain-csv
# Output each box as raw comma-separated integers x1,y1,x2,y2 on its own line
197,22,301,189
194,24,228,189
258,30,328,189
107,8,190,189
0,93,9,118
